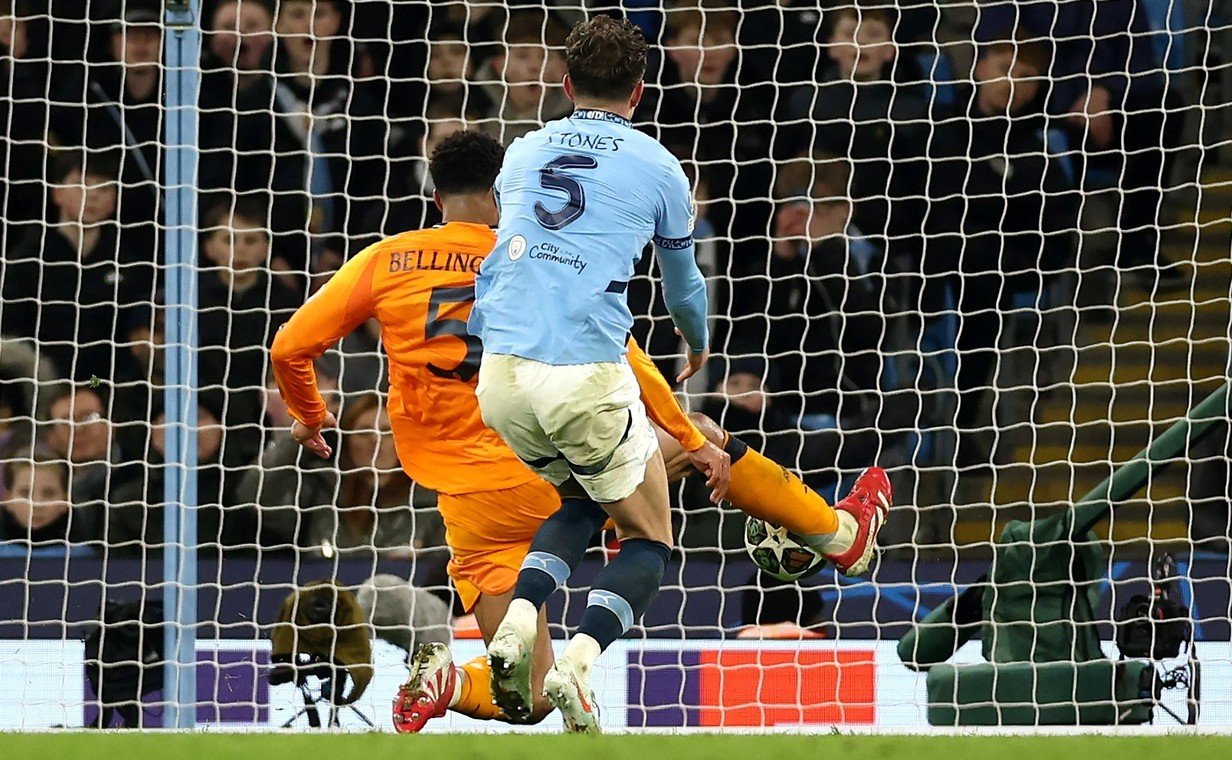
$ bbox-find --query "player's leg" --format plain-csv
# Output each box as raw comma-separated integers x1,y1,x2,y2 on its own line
539,380,673,733
657,412,891,576
395,479,568,731
487,496,607,722
543,462,672,733
394,593,555,732
490,360,673,732
469,589,555,721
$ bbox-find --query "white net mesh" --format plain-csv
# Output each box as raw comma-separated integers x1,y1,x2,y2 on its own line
0,0,1229,731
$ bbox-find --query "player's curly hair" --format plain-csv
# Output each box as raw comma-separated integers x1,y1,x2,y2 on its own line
428,130,505,196
565,15,647,101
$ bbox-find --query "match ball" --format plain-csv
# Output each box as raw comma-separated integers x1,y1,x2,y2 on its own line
743,516,827,582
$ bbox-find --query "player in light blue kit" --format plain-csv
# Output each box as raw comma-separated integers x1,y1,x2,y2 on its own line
469,16,730,733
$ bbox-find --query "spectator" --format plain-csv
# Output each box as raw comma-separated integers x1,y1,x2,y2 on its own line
75,2,164,258
924,37,1079,465
737,1,829,88
474,11,571,144
199,0,275,195
1,453,92,545
975,0,1186,287
206,0,274,77
334,394,441,556
0,1,62,238
749,157,902,427
237,368,341,550
244,393,440,558
108,402,238,555
423,24,491,117
110,299,164,460
234,0,386,278
42,385,136,509
0,376,33,499
701,355,900,496
423,2,501,45
198,195,301,470
354,97,471,247
639,5,774,244
782,6,932,288
0,151,154,383
0,335,56,475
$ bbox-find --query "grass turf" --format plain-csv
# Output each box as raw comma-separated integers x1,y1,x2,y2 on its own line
1,734,1230,760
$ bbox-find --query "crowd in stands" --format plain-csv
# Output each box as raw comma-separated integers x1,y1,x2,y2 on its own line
0,0,1206,556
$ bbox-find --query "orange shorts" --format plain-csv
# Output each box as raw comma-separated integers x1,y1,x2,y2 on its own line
439,477,562,612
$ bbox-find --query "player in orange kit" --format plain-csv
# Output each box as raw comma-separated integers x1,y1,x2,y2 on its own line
270,131,891,733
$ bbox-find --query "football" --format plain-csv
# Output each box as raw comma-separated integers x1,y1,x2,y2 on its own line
743,516,828,582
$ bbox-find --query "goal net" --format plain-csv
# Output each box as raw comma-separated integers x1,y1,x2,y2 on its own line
0,0,1229,731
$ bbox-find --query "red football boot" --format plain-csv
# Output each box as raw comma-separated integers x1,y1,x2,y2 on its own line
392,643,456,734
825,466,892,576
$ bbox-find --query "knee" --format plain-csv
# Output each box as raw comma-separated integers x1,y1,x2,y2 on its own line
687,412,726,448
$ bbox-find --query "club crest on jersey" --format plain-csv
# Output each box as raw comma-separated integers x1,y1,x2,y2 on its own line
508,234,527,261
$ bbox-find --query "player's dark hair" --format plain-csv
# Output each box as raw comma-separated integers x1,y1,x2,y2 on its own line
564,15,647,101
429,130,505,196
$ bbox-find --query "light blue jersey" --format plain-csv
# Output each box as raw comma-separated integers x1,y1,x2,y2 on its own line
470,109,708,365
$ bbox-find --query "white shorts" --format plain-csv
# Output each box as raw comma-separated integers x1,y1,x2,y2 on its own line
475,352,659,503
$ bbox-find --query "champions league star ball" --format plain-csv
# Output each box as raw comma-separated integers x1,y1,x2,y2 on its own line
744,516,827,582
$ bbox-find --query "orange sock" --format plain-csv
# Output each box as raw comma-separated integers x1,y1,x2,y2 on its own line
725,436,839,538
450,656,505,721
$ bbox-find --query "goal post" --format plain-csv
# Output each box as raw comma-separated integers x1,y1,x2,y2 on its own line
162,0,202,729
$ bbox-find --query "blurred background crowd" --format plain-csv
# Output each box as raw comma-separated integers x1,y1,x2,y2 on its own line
0,0,1228,566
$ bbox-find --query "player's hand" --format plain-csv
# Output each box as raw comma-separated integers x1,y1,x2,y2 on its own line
291,411,338,459
675,328,709,383
676,346,708,383
686,440,731,504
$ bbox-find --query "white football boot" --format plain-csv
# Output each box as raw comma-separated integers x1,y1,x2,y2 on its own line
486,610,538,723
543,655,600,734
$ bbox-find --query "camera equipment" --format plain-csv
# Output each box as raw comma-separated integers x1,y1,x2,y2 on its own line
1115,553,1199,725
269,580,374,728
1116,554,1193,660
83,598,164,728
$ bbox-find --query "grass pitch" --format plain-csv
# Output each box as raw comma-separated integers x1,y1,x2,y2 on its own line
1,734,1230,760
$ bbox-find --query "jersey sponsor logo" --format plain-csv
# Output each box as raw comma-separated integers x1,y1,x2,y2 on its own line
388,249,483,274
508,234,527,261
528,242,586,274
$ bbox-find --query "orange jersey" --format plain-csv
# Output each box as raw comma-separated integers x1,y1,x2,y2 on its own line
272,222,536,495
271,221,706,496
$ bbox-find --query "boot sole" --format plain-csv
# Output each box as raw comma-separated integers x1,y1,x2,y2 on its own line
488,636,534,723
